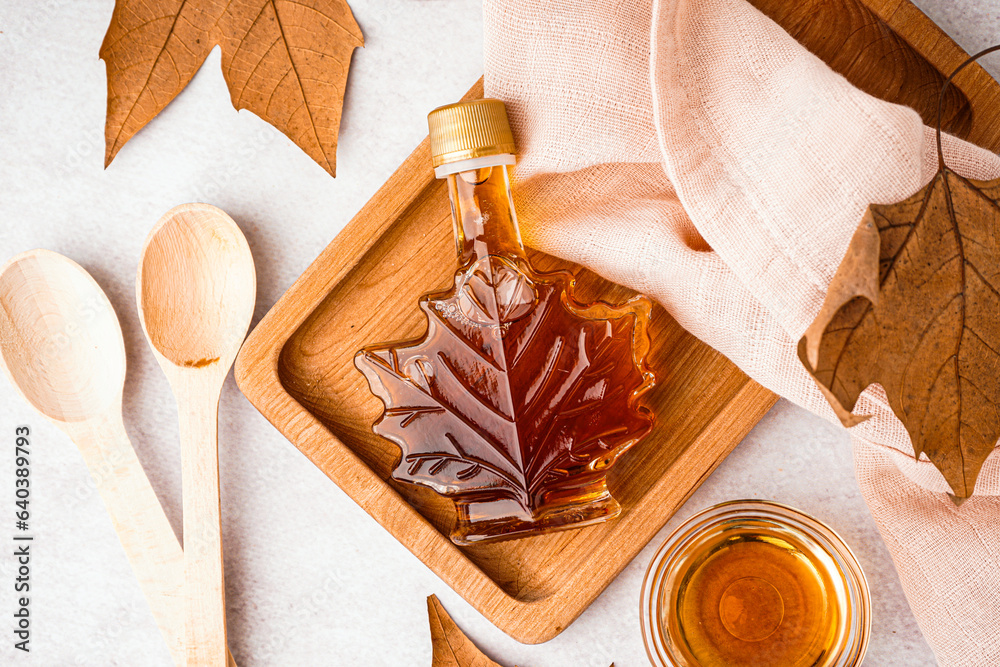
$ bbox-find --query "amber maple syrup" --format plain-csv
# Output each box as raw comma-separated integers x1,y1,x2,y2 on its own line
642,501,870,667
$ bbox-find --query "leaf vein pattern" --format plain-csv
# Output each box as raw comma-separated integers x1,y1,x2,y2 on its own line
899,292,962,426
943,165,968,493
435,350,513,423
103,15,175,53
526,329,600,489
263,68,294,117
368,352,522,478
965,260,1000,302
226,0,270,60
234,35,282,107
268,0,330,168
911,253,960,289
289,46,346,65
954,170,1000,216
521,335,564,418
108,0,192,153
277,0,361,42
510,290,555,368
877,175,937,288
963,324,1000,359
405,434,522,491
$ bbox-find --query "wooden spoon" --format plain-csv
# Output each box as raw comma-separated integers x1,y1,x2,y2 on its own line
0,249,186,664
137,204,256,667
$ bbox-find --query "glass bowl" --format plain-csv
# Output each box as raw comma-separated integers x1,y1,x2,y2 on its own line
640,500,870,667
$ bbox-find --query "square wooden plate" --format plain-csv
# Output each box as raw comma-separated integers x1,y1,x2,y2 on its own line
235,0,1000,643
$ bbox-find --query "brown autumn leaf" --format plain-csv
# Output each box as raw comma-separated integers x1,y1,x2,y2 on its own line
99,0,363,177
355,256,655,516
426,595,615,667
427,595,504,667
799,163,1000,499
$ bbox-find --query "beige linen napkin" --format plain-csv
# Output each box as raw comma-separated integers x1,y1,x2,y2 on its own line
483,0,1000,663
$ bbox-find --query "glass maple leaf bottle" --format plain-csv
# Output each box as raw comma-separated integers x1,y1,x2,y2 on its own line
355,99,656,545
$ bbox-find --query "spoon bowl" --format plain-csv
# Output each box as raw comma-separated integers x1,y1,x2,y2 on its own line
139,204,256,370
0,250,125,423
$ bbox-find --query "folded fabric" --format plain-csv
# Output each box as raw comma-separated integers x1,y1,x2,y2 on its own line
483,0,1000,664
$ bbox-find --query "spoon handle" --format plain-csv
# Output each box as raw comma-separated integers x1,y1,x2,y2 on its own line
70,414,185,665
177,378,229,667
72,415,241,667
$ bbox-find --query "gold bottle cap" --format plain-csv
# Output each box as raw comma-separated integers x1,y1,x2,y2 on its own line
427,99,516,169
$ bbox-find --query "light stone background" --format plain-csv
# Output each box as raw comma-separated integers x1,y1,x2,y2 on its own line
0,1,998,665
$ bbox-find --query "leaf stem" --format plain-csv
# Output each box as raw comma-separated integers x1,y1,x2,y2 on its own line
937,44,1000,172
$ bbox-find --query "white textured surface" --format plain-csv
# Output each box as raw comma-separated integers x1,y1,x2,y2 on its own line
0,1,994,665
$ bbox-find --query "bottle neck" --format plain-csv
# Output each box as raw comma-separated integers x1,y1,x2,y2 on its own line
445,162,525,268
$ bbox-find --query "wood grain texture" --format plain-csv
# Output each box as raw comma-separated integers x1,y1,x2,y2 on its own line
138,204,256,666
234,0,1000,643
0,250,238,667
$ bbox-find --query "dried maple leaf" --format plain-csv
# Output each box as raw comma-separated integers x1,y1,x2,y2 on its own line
426,595,615,667
799,167,1000,498
355,257,655,518
99,0,363,176
799,47,1000,499
804,154,1000,499
427,595,504,667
